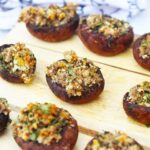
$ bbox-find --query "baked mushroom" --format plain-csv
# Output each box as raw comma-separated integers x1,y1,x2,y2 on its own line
132,33,150,70
46,51,105,104
12,102,78,150
123,81,150,125
85,131,143,150
19,4,79,42
0,98,10,133
78,15,134,56
0,43,36,84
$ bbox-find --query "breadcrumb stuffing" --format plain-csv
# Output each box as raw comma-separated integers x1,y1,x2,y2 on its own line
85,15,130,38
86,132,142,150
128,81,150,107
139,34,150,59
46,51,103,97
0,43,36,83
19,3,77,27
12,103,75,145
0,98,10,115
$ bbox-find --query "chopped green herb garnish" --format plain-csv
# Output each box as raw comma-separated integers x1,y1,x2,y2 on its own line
0,54,3,60
146,124,150,127
51,118,59,125
40,104,50,114
141,40,150,47
30,132,38,141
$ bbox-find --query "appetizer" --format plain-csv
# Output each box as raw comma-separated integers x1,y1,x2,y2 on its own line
85,131,143,150
123,81,150,124
19,4,79,42
0,43,36,84
0,98,10,133
78,15,134,56
12,102,78,150
132,33,150,70
46,51,105,104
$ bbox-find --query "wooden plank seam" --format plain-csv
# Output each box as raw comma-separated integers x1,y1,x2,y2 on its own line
25,42,150,77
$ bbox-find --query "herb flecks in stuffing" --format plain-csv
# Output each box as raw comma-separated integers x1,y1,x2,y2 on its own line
86,132,141,150
19,3,77,27
128,81,150,106
0,43,36,83
139,34,150,59
46,51,103,97
0,98,10,115
85,15,130,38
12,103,74,145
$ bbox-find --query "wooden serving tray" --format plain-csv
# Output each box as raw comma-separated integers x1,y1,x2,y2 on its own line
0,23,150,150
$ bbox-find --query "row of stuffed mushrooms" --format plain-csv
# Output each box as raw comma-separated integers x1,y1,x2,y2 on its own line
0,3,149,149
0,43,150,150
19,4,150,70
0,43,150,125
0,98,145,150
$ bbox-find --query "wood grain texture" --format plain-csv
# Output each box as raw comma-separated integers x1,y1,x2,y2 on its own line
0,23,150,150
2,23,149,76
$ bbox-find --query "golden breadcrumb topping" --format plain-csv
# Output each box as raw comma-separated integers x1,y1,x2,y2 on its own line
12,103,75,145
84,15,130,38
128,81,150,107
86,132,142,150
0,98,10,115
19,3,77,27
46,51,103,97
139,34,150,59
0,43,36,83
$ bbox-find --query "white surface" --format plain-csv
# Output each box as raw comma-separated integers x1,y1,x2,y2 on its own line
130,8,150,35
0,30,9,40
32,0,149,20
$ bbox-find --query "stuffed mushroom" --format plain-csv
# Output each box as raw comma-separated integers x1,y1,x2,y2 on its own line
78,15,134,56
0,43,36,84
132,33,150,70
46,51,105,104
12,102,78,150
85,131,143,150
0,98,10,133
19,4,79,42
123,81,150,124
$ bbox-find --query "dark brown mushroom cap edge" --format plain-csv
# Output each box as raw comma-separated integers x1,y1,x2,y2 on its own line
123,92,150,125
14,117,78,150
26,14,79,42
0,112,9,133
132,33,150,70
46,66,105,104
77,16,134,56
0,44,36,83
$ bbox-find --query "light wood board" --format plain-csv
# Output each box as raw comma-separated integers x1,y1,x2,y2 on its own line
2,23,149,76
0,23,150,150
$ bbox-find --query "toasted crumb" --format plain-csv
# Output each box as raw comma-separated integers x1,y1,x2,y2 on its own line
0,98,10,115
46,51,102,97
139,34,150,59
12,102,75,145
86,132,142,150
19,4,77,27
0,43,36,84
128,81,150,106
85,15,130,38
